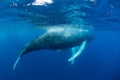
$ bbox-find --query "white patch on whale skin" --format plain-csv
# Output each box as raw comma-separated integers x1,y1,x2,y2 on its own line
79,29,89,32
47,27,64,33
64,31,71,37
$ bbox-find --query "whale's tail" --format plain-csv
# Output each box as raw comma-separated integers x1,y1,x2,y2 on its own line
13,55,21,71
13,48,26,72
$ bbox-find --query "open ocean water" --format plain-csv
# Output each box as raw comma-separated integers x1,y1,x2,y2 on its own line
0,0,120,80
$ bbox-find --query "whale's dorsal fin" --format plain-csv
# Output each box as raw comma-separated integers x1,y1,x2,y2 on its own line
68,40,87,63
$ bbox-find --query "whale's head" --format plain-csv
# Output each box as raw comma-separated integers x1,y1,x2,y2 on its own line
79,28,94,42
77,24,95,42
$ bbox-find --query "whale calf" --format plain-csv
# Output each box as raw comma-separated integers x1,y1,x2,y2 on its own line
13,25,94,71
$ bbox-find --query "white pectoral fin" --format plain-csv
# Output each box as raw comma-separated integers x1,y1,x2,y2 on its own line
70,47,79,65
68,40,87,63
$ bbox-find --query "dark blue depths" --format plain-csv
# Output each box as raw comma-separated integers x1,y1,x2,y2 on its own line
0,0,120,80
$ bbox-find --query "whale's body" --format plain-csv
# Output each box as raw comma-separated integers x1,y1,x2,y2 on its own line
13,25,94,71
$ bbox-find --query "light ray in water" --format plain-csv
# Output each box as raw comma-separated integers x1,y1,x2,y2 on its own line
32,0,53,6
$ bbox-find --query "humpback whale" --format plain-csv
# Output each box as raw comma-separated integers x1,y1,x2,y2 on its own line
13,25,94,71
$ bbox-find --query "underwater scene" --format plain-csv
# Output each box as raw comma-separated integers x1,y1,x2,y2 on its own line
0,0,120,80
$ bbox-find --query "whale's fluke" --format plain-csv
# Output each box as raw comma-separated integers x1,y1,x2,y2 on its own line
13,56,21,71
68,40,87,62
13,49,26,71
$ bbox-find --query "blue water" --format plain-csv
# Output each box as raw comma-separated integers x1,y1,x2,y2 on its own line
0,0,120,80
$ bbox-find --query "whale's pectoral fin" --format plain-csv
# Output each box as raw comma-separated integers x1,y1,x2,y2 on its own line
13,49,26,72
68,40,87,64
70,46,80,65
